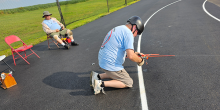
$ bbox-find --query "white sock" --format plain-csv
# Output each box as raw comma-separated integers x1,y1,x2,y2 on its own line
71,39,74,42
61,42,65,46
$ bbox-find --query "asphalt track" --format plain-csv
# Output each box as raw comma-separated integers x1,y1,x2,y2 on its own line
1,0,220,109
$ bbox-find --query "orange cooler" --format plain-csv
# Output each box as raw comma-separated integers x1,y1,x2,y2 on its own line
1,72,17,89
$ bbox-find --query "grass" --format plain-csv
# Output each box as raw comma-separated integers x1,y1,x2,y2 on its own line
0,0,138,56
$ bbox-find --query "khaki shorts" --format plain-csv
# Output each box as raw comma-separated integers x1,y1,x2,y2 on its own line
50,28,68,38
102,69,133,87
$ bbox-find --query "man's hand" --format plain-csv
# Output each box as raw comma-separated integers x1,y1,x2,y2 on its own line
135,51,145,66
135,52,145,57
137,58,144,66
55,29,59,32
126,49,143,64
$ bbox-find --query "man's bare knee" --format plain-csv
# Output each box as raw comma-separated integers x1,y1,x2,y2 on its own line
67,29,73,36
53,35,59,40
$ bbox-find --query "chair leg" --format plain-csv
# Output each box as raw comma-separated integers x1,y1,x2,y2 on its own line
47,37,51,49
24,51,27,59
2,60,15,72
47,37,60,49
12,52,16,66
15,52,30,65
30,49,40,58
51,38,60,48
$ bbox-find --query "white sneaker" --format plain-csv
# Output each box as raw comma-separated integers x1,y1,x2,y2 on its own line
94,79,105,95
90,71,99,88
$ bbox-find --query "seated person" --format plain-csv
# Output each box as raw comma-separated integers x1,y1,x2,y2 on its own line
42,11,78,49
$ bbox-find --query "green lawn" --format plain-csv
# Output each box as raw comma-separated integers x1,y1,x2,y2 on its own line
0,0,138,56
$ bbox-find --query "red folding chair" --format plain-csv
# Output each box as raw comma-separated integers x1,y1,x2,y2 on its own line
5,35,40,66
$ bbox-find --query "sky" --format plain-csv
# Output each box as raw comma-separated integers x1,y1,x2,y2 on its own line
0,0,68,10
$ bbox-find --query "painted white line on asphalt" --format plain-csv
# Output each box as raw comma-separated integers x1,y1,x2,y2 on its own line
203,0,220,22
137,0,181,110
